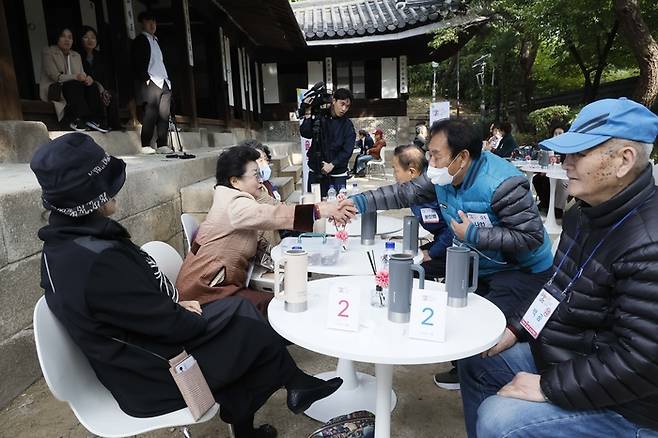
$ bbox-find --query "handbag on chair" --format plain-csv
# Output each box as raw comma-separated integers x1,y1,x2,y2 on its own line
48,82,63,101
112,338,215,420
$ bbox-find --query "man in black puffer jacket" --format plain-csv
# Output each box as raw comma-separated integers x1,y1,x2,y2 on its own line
459,98,658,438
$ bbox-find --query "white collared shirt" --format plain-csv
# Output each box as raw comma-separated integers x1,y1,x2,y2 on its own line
143,32,171,89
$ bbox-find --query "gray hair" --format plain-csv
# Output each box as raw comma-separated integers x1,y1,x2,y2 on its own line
608,139,653,172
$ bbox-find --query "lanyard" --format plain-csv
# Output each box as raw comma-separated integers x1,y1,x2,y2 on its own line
549,201,648,302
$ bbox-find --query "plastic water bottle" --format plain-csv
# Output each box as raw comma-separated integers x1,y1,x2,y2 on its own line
382,241,395,270
339,186,347,198
350,182,359,196
327,185,337,203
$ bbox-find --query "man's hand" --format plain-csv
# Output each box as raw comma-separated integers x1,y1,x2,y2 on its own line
76,72,87,82
450,210,471,241
422,249,431,262
179,300,202,315
84,75,94,86
482,328,517,357
497,372,546,403
321,161,335,175
317,200,357,225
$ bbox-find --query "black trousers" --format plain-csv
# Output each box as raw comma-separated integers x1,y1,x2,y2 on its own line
476,269,552,319
188,297,297,424
62,81,103,123
140,81,171,147
308,171,348,198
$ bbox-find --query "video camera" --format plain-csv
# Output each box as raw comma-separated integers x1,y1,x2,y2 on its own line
298,81,333,119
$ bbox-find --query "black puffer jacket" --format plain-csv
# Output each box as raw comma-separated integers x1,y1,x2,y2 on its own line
509,165,658,430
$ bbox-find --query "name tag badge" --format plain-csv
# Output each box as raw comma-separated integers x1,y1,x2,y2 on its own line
327,284,361,332
520,288,560,339
466,212,493,228
420,208,441,224
408,288,447,342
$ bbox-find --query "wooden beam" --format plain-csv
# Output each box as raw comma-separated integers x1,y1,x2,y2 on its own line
173,0,198,128
0,0,23,120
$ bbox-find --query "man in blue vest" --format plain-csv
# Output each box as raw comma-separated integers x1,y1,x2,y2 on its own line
348,119,554,389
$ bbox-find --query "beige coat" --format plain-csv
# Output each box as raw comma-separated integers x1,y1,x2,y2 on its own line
39,46,84,121
176,186,314,305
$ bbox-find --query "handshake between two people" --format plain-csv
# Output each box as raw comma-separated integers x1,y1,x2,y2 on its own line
315,199,357,226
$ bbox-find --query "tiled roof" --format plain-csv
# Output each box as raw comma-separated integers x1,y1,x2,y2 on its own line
291,0,468,41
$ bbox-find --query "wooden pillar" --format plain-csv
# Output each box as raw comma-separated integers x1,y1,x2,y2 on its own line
0,0,23,120
173,0,198,128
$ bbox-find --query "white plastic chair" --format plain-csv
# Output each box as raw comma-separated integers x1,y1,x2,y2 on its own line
141,241,183,282
366,147,386,179
33,296,220,437
181,214,200,252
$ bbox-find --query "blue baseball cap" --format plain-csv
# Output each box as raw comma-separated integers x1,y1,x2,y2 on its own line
539,97,658,153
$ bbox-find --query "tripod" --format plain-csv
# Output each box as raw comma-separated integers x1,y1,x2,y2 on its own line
165,98,195,159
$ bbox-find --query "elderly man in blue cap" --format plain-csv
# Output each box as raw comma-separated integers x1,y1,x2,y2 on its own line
458,98,658,438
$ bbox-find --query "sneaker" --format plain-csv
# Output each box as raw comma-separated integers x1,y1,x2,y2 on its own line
157,146,174,154
433,367,460,390
69,119,87,132
86,120,110,133
140,146,156,154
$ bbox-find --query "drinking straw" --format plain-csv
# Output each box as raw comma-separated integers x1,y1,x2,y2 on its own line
366,251,377,275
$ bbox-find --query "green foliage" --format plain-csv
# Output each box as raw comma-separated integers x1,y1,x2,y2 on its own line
418,0,658,129
528,105,571,137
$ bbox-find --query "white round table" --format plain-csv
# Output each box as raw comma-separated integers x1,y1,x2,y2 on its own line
272,237,423,276
520,164,568,235
268,276,506,438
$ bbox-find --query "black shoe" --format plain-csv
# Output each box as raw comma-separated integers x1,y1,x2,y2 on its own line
433,367,460,390
86,120,110,133
252,424,277,438
69,119,87,132
233,423,277,438
286,377,343,414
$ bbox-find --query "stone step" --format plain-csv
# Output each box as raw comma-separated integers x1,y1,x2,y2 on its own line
285,189,302,204
270,176,294,201
280,164,302,184
270,155,292,175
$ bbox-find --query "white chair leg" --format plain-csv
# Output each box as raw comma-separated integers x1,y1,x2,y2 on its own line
181,426,191,438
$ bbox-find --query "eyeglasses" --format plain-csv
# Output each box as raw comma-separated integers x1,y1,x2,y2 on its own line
241,170,262,181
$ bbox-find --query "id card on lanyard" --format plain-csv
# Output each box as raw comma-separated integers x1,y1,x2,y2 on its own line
521,202,647,339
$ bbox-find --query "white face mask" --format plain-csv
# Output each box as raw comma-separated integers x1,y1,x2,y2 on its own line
259,163,271,182
426,155,460,186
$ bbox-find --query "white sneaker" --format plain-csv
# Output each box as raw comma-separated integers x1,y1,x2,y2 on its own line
140,146,156,154
157,146,174,154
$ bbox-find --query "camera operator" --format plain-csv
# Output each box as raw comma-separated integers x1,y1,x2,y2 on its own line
300,87,356,197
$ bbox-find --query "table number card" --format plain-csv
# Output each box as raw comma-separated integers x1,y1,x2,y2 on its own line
408,288,447,342
326,284,361,332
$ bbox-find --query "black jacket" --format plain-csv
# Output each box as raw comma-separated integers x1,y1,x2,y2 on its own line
300,115,356,175
81,50,112,91
39,212,292,420
39,213,207,417
493,133,518,158
131,33,151,83
509,165,658,430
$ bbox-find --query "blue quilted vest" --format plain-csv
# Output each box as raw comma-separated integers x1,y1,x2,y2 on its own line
435,151,553,276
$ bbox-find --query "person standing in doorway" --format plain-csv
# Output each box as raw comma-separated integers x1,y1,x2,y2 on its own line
132,11,172,154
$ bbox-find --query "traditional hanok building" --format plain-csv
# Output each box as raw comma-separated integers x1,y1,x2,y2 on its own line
261,0,488,141
1,0,487,144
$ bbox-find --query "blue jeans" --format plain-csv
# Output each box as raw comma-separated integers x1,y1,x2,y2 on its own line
354,155,373,174
458,343,658,438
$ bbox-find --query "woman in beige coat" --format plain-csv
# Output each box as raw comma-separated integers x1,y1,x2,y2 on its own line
176,146,355,315
40,27,106,132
